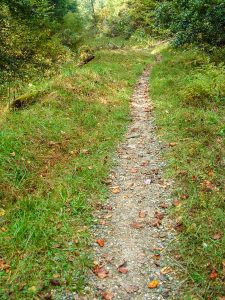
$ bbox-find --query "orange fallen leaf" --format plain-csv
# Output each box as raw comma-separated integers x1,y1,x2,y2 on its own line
148,280,159,289
110,186,121,194
101,291,114,300
139,211,147,218
172,199,181,207
130,222,144,229
209,269,218,279
96,239,105,247
131,168,138,173
93,266,109,279
152,254,161,260
118,266,128,274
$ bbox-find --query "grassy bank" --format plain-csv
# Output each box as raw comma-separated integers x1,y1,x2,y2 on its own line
0,49,153,299
151,48,225,299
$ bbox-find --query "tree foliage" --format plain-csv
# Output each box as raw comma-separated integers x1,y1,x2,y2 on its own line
156,0,225,46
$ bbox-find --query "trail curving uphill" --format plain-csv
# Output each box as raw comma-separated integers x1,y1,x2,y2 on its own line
90,62,179,300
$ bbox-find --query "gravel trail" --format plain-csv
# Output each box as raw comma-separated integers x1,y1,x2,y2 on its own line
89,64,179,300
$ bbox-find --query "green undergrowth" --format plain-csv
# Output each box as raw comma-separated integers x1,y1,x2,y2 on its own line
151,48,225,299
0,49,154,299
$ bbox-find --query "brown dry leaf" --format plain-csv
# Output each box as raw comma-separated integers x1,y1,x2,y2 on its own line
19,283,27,291
110,186,121,194
155,211,164,220
139,211,147,218
209,269,218,279
93,266,109,279
208,171,214,177
151,219,162,227
148,280,159,289
80,149,90,155
104,214,112,219
175,221,183,232
169,142,177,147
152,254,161,260
213,232,222,240
160,203,168,209
222,261,225,275
118,266,128,274
181,194,189,200
201,180,216,192
172,199,181,207
50,279,61,286
131,168,138,173
101,291,114,300
160,266,173,274
52,274,60,279
99,219,106,225
96,239,105,247
130,222,144,229
124,285,139,294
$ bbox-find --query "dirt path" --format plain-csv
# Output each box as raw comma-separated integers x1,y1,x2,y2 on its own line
90,64,178,300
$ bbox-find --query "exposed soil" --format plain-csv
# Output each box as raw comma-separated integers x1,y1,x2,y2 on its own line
88,65,179,299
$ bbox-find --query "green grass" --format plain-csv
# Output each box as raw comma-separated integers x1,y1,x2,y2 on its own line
151,48,225,299
0,49,154,299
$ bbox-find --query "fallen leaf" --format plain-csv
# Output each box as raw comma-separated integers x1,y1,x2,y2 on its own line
139,211,147,218
160,266,173,274
169,142,177,147
28,286,37,293
155,211,164,220
131,168,138,173
172,199,181,207
222,261,225,275
148,280,159,289
44,294,52,300
93,266,109,279
212,232,222,240
151,219,162,227
52,274,60,279
175,221,183,232
118,266,128,274
208,171,214,177
201,180,216,192
152,254,161,260
181,194,189,200
96,239,105,247
19,282,27,291
160,203,168,209
110,186,121,194
10,152,16,157
99,219,106,225
50,279,61,286
209,269,218,279
130,222,144,229
80,149,90,155
124,285,139,293
101,291,114,300
0,208,6,217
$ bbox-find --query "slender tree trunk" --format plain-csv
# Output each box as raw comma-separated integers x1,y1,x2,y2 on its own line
90,0,98,32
